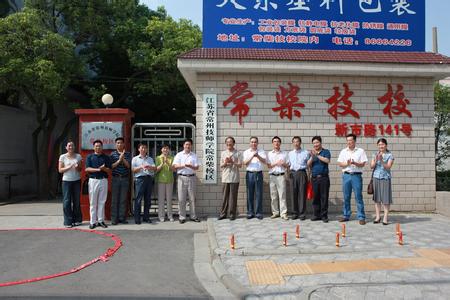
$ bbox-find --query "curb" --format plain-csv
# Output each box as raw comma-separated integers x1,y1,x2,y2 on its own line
207,218,254,299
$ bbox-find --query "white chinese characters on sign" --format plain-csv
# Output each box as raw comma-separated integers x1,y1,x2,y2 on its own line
390,0,416,16
215,0,417,16
217,0,246,10
202,94,217,184
359,0,382,13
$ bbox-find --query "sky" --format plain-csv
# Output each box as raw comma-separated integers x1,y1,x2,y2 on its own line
142,0,450,56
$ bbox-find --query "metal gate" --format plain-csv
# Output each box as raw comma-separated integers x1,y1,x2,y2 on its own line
131,123,195,213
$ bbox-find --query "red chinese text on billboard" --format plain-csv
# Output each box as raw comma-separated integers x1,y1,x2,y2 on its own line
272,82,305,120
378,84,412,119
326,83,360,120
335,123,413,137
223,81,253,125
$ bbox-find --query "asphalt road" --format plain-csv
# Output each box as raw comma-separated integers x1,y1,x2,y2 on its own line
0,229,211,299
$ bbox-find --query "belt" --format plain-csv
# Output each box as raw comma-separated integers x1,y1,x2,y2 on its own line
246,171,262,173
89,176,107,180
292,169,306,172
179,174,195,177
270,173,285,176
135,175,152,179
312,174,328,178
113,174,129,178
344,171,362,175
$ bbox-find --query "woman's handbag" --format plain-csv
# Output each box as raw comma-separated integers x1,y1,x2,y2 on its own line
82,176,89,195
367,178,374,195
367,168,376,195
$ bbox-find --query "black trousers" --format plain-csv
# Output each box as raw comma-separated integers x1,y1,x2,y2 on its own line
291,170,308,217
312,176,330,219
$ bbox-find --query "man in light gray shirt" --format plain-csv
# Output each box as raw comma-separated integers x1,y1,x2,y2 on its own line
288,136,310,220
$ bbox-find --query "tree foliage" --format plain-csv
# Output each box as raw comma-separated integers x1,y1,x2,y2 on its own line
0,8,83,197
1,1,202,197
435,83,450,170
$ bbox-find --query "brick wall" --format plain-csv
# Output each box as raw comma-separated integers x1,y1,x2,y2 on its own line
193,73,435,216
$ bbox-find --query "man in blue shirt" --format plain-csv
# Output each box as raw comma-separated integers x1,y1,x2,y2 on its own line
288,136,310,220
110,137,131,225
307,136,331,223
85,140,112,229
131,144,156,224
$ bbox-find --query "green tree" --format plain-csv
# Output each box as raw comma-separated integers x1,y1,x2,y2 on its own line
1,1,201,197
0,8,83,197
435,83,450,169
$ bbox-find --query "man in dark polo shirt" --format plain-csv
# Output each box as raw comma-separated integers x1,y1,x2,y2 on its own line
85,140,112,229
307,136,331,223
110,137,131,225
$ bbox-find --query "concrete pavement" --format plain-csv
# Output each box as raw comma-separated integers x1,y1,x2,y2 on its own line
2,199,450,299
208,214,450,299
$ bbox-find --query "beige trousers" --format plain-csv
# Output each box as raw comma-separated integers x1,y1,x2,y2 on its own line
177,176,196,220
269,175,287,216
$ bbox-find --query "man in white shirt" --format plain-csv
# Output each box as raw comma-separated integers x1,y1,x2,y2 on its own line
267,136,289,220
288,136,310,220
173,138,200,223
132,144,157,224
337,134,368,225
243,136,267,219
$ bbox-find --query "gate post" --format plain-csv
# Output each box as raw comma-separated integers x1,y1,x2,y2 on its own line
75,108,134,221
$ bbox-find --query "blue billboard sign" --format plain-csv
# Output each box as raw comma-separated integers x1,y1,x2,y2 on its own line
203,0,425,51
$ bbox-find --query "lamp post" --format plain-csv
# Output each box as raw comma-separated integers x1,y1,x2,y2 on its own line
101,94,114,108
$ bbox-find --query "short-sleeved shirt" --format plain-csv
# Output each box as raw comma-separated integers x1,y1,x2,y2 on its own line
311,149,331,177
86,153,111,179
59,153,82,181
372,152,394,180
155,154,174,183
110,150,131,176
288,149,310,171
221,149,242,183
132,155,155,178
267,150,288,174
337,147,368,173
243,148,266,172
173,151,199,175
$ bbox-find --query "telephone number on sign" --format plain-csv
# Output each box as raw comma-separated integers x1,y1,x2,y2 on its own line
364,38,412,47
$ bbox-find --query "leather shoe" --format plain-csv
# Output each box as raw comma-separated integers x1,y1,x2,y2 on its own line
322,218,329,223
119,220,129,224
98,222,108,228
382,221,388,225
310,216,321,221
338,217,349,222
111,221,118,225
256,215,263,220
229,216,236,221
218,215,226,220
143,219,152,224
246,215,254,219
299,216,306,221
359,219,366,225
190,217,201,223
270,214,280,219
179,219,186,224
291,215,298,220
89,224,96,229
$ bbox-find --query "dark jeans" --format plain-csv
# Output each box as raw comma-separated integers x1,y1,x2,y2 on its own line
134,176,153,223
111,176,129,223
246,171,263,217
291,170,308,217
62,180,82,226
312,176,330,219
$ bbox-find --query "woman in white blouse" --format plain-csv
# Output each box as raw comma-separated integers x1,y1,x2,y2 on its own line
58,141,83,228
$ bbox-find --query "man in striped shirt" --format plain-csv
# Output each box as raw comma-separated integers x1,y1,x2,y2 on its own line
110,137,132,225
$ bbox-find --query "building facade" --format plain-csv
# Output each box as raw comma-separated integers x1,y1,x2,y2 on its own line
178,48,450,216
